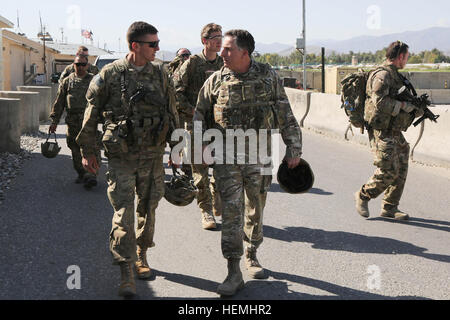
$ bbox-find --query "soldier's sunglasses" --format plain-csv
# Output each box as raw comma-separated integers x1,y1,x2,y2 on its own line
135,40,160,48
75,63,88,67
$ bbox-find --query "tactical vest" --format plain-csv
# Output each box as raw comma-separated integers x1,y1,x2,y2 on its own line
213,65,277,131
187,55,223,106
364,65,414,131
65,73,93,116
101,61,169,156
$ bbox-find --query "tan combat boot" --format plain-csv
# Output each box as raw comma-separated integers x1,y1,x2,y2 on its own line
118,262,136,297
217,258,244,296
355,191,370,218
381,206,410,221
135,246,152,279
244,248,265,279
201,210,217,230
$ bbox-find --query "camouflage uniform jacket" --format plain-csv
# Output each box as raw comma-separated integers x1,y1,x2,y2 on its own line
167,55,185,78
59,63,99,84
50,72,94,125
173,51,224,119
364,61,415,131
76,57,179,161
194,60,302,160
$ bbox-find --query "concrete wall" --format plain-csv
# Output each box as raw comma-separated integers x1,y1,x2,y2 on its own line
17,86,52,121
0,98,21,153
0,91,40,134
286,88,450,168
404,72,450,90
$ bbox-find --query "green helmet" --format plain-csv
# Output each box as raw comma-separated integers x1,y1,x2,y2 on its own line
164,168,198,206
277,158,314,194
41,133,61,159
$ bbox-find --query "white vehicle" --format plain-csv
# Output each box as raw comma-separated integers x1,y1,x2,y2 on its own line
94,53,127,70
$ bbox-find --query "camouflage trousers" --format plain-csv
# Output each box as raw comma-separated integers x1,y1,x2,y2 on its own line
106,156,165,264
214,164,272,259
186,123,221,214
360,129,410,208
66,118,100,179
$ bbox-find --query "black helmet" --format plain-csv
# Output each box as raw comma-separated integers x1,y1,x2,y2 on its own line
41,133,61,159
277,158,314,194
164,168,198,206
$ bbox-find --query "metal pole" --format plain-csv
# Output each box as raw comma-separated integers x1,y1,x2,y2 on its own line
302,0,307,90
322,47,325,93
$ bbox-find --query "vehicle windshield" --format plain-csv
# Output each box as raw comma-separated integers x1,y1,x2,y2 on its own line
96,59,117,70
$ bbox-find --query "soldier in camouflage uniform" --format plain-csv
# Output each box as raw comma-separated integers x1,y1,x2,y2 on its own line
194,30,302,296
59,46,99,84
173,23,224,230
355,41,424,221
167,48,191,78
76,22,179,297
49,55,100,189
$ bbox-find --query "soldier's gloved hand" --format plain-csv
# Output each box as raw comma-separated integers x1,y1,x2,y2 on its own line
415,108,425,118
82,156,100,174
400,101,416,113
285,157,301,169
49,124,57,133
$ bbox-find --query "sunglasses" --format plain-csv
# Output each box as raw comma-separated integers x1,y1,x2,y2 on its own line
75,63,88,67
135,40,160,48
206,35,223,40
180,53,191,58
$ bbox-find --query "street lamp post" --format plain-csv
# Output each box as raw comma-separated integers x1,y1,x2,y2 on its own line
302,0,307,91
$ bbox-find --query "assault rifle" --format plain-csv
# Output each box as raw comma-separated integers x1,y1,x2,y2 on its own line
396,86,439,127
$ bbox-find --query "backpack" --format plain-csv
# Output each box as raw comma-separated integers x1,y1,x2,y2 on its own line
340,69,370,132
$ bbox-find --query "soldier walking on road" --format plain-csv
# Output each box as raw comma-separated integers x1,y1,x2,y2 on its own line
59,46,99,84
194,29,303,296
173,23,224,229
355,41,425,221
76,21,179,297
49,54,100,189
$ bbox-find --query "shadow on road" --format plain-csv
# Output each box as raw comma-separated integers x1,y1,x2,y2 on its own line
243,270,430,300
269,183,333,196
264,225,450,264
368,217,450,233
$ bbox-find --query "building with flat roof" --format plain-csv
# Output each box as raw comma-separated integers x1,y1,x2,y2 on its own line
0,15,14,90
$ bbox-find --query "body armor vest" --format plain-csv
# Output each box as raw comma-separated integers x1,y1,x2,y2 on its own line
101,62,169,156
213,68,277,131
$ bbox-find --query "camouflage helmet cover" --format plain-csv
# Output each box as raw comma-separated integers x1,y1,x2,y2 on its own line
41,134,61,159
164,168,198,206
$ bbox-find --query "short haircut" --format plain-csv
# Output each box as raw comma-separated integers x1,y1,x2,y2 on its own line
386,41,409,60
176,48,191,56
127,21,158,50
74,55,88,63
224,29,255,56
201,23,222,41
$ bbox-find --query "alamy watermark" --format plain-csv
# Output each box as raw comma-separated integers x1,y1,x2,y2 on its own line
367,5,381,30
66,265,81,290
170,122,282,176
366,265,382,290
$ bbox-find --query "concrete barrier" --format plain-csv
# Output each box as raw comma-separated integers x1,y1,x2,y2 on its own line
286,90,450,167
0,91,40,134
0,98,21,153
416,89,450,105
285,88,310,127
17,86,52,121
405,106,450,166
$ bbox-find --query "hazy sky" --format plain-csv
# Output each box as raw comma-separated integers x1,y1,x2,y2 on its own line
1,0,449,52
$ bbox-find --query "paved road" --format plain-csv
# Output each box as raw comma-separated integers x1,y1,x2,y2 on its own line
0,124,449,300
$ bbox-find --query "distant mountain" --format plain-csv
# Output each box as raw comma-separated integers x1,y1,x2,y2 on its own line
255,42,293,54
309,27,450,54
